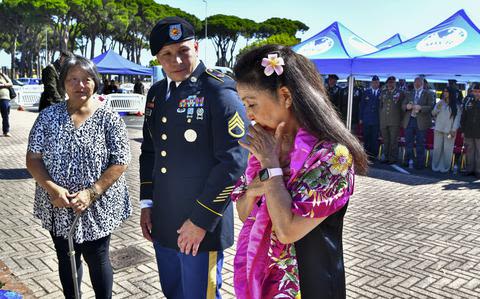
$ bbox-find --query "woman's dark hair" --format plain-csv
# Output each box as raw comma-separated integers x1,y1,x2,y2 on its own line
442,87,458,119
234,44,368,174
59,55,100,93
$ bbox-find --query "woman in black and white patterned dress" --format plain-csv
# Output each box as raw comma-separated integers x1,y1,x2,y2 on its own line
26,55,131,299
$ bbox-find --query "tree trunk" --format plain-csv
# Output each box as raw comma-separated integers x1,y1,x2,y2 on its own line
90,35,96,59
136,47,141,64
119,42,124,56
60,28,69,51
84,38,89,57
10,35,17,78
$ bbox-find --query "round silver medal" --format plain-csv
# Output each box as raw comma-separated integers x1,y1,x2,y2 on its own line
184,129,197,142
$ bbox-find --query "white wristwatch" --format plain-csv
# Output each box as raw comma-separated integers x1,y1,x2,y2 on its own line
259,168,283,181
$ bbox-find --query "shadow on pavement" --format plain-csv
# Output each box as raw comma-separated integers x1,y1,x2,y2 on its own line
366,161,479,189
0,168,32,180
441,180,480,191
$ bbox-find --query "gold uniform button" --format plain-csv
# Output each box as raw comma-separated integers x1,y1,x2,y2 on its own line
161,134,167,140
161,151,167,157
161,117,167,123
161,167,167,173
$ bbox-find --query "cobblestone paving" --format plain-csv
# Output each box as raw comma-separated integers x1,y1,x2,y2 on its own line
0,109,479,298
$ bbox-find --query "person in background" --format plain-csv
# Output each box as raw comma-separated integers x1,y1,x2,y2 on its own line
447,79,464,104
26,55,131,298
232,44,368,299
398,79,408,92
134,78,145,95
326,74,343,119
379,76,404,164
401,77,434,169
431,87,461,173
460,83,480,178
139,16,248,298
109,79,118,94
39,50,73,112
359,75,381,159
0,71,13,137
340,79,363,133
97,78,109,95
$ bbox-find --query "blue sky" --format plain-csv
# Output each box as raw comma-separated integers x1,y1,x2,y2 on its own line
1,0,480,70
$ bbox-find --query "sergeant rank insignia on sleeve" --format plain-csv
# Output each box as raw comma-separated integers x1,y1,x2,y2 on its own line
228,112,245,138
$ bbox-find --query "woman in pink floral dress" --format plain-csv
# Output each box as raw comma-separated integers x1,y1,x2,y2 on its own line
231,45,368,299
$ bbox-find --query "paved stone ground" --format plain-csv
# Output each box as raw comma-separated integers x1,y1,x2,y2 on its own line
0,108,479,298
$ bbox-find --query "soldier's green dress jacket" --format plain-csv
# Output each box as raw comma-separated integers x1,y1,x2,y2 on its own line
140,62,248,252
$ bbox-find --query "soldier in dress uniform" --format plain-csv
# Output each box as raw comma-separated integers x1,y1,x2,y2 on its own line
379,76,404,164
139,17,248,299
359,75,381,159
326,74,344,119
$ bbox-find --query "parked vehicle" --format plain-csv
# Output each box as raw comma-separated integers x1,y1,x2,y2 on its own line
18,77,41,85
211,66,234,77
11,79,25,86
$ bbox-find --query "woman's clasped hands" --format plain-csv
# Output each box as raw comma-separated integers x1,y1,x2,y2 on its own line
47,184,94,214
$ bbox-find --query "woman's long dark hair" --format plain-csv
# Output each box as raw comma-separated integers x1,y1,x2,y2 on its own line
442,87,458,119
234,44,368,174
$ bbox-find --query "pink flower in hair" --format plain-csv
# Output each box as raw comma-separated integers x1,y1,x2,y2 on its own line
261,53,285,76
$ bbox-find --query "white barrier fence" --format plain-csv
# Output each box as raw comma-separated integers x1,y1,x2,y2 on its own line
14,87,145,114
103,93,146,113
15,90,42,108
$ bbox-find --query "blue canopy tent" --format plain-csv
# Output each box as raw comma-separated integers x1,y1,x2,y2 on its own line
292,21,378,77
352,10,480,81
376,33,402,50
92,50,152,76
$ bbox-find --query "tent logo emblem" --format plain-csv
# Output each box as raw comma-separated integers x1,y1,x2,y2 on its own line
348,36,378,54
297,37,334,56
416,27,467,52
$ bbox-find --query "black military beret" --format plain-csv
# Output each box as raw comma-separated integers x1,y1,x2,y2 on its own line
471,83,480,90
149,17,195,55
328,74,339,80
386,76,396,82
372,75,379,81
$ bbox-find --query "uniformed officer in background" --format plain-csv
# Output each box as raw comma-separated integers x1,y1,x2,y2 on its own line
340,78,363,133
139,17,248,298
359,75,381,159
379,76,404,164
326,74,343,118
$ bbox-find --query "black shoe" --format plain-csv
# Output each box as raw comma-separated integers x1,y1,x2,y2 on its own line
461,171,475,177
380,160,388,164
387,161,397,165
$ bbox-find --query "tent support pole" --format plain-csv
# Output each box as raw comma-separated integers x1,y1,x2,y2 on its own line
346,75,354,131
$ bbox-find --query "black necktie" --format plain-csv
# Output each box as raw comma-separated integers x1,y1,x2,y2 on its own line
167,81,176,100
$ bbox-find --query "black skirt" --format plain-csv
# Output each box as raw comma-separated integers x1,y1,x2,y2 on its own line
295,202,348,299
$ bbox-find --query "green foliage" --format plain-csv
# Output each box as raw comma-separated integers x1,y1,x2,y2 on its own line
0,1,305,75
204,15,307,67
258,17,309,38
238,33,300,57
149,58,160,67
